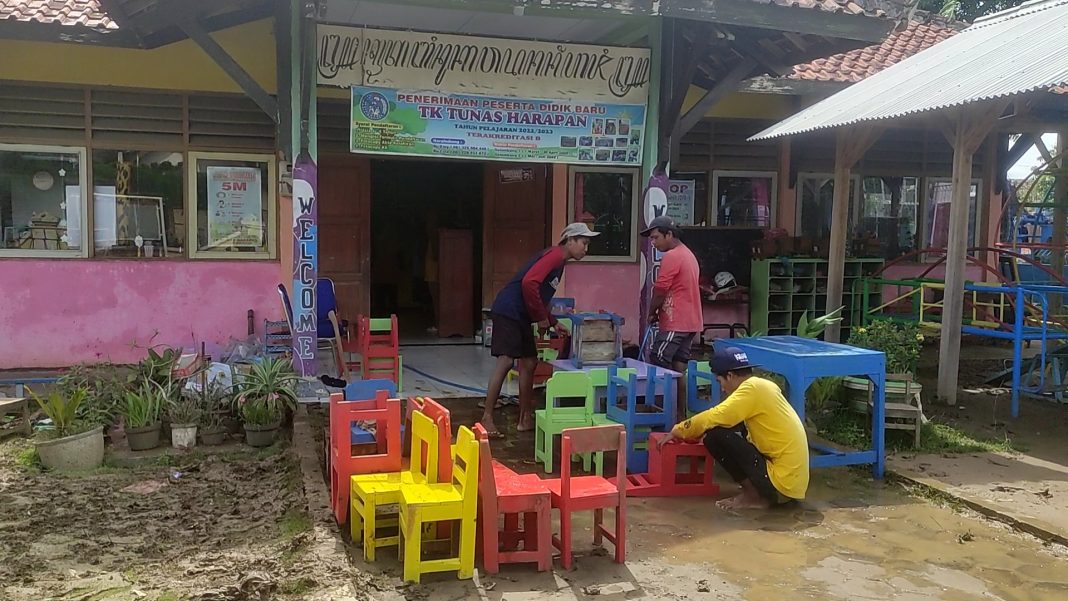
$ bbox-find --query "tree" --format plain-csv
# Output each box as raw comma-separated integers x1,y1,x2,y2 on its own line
917,0,1027,22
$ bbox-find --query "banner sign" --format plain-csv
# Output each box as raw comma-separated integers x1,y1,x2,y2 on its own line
667,179,696,225
350,86,645,166
640,167,670,341
291,153,318,376
318,25,651,105
207,166,262,247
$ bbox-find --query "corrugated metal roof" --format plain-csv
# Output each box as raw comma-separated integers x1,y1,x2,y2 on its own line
751,0,1068,141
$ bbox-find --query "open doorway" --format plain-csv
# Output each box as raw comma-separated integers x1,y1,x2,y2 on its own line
369,159,483,343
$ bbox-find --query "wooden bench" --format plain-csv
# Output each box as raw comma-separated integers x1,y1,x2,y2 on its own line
0,397,32,438
868,375,923,449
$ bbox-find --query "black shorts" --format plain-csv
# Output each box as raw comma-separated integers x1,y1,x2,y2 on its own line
490,313,537,359
649,331,696,368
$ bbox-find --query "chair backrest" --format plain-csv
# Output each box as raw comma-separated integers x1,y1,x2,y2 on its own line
405,397,453,481
361,315,399,354
451,425,481,508
409,410,440,484
472,423,498,516
544,371,594,420
329,390,393,450
686,360,719,415
603,366,639,410
559,424,626,497
644,366,676,417
345,378,397,401
316,279,338,340
277,283,295,332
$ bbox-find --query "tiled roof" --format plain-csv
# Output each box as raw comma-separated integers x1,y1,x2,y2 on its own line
767,0,885,17
788,13,962,82
0,0,116,30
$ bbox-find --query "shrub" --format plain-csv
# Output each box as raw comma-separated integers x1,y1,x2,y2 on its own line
847,320,924,374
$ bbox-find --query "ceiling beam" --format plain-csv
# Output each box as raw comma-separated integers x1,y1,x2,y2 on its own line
674,57,758,139
97,0,144,45
177,15,278,122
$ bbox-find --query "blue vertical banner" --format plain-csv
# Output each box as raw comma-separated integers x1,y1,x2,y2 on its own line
639,165,670,342
292,152,318,376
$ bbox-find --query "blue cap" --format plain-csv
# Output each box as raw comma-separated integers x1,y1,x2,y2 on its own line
710,346,755,375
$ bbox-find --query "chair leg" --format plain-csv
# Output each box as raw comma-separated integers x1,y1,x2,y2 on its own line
614,505,626,564
559,509,573,571
402,508,423,583
363,495,378,562
482,511,499,574
593,509,604,546
350,498,363,545
536,507,552,572
459,516,476,579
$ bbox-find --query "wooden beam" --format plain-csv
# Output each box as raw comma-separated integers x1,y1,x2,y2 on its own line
937,101,1010,404
275,0,293,159
739,75,850,97
1036,136,1055,165
673,58,757,141
825,126,883,343
0,19,142,47
660,21,710,161
1052,129,1068,313
660,0,892,43
595,17,651,44
177,15,279,123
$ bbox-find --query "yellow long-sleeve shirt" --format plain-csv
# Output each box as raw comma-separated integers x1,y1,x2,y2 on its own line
673,376,809,499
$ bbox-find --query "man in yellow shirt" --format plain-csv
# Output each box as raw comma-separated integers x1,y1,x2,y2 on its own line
658,346,809,509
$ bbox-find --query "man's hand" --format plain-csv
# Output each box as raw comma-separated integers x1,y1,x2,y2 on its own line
553,322,569,337
657,431,680,450
647,310,660,324
537,319,551,336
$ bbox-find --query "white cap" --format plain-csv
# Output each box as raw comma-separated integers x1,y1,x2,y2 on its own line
559,222,601,243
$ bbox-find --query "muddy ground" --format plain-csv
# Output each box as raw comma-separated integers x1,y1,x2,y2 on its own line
0,436,367,601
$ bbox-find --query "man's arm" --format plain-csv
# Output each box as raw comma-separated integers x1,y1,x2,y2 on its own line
649,252,677,322
521,249,565,327
659,387,755,447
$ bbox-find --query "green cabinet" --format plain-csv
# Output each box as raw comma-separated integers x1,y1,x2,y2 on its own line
750,258,883,340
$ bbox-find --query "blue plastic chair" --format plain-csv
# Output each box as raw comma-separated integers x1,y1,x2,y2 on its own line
605,365,677,474
686,360,722,417
317,278,346,339
344,379,398,445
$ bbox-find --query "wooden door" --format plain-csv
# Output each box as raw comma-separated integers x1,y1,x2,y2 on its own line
437,229,474,337
318,154,371,320
482,164,549,307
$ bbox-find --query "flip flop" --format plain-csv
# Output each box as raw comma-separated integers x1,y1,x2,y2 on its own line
483,430,506,440
477,397,518,409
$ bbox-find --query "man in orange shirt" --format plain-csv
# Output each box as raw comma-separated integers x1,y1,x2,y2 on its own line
642,216,703,418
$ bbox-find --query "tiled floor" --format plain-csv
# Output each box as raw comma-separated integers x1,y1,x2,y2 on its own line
400,343,504,399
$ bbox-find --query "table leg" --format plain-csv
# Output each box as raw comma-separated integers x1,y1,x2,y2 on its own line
871,372,885,479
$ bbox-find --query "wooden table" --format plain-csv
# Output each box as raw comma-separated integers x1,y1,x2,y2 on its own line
0,397,32,436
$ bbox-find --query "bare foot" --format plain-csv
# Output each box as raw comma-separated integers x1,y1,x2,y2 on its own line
716,492,770,510
516,415,535,432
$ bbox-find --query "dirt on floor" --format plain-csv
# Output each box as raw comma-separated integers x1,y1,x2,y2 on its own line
0,436,369,601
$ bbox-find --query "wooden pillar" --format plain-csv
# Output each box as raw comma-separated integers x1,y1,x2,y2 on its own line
937,102,1007,404
826,128,882,342
1051,130,1067,313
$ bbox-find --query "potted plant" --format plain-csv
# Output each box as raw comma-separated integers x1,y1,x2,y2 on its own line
58,362,130,443
168,392,202,450
843,319,925,405
29,386,105,471
235,358,298,448
192,381,231,446
122,382,167,451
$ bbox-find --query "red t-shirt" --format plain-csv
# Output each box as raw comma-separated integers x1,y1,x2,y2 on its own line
653,243,703,333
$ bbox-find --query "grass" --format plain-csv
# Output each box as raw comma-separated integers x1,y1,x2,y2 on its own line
816,407,1021,455
15,447,41,471
278,508,312,539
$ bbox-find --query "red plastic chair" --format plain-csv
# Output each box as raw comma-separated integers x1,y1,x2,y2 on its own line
359,315,401,386
474,423,552,573
612,432,720,497
329,390,402,525
541,424,627,570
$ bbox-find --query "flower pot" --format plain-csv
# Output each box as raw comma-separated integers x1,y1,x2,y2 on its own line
126,423,162,451
36,426,105,471
171,423,197,450
200,427,227,446
243,422,280,448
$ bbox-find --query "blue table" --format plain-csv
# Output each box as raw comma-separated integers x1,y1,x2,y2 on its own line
729,336,886,479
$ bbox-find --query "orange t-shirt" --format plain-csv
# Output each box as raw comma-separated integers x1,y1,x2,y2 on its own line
654,243,703,333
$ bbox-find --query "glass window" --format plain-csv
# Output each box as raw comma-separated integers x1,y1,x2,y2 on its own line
0,144,86,256
92,150,184,258
188,152,276,259
924,178,980,253
854,176,919,259
713,171,776,227
796,174,859,241
569,167,638,260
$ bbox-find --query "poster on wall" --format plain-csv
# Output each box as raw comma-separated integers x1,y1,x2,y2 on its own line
206,166,262,247
667,180,695,226
318,25,651,105
350,86,646,166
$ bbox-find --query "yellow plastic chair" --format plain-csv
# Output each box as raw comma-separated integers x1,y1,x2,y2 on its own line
398,425,480,583
350,410,440,561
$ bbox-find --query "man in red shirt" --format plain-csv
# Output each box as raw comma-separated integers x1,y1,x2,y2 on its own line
642,216,703,418
480,223,600,437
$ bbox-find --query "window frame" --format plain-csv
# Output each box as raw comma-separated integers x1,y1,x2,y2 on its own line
794,172,862,237
711,169,778,228
567,165,640,262
920,177,982,262
854,175,921,260
0,142,89,259
186,151,277,260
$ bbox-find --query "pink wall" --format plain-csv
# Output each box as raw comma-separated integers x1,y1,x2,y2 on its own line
563,262,642,345
0,259,282,368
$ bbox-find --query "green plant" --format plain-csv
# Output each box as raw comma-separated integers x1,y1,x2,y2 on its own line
58,363,130,427
122,382,166,429
188,381,233,430
796,306,843,339
235,358,298,426
28,385,93,438
848,319,924,374
168,393,202,425
133,346,179,389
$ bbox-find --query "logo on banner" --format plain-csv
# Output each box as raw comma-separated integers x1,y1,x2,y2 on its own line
644,186,668,224
360,92,389,121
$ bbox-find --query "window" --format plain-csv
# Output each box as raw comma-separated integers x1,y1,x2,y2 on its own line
92,150,184,258
924,178,980,253
854,177,919,259
0,144,87,257
796,173,859,241
712,171,776,227
188,152,276,259
569,167,639,260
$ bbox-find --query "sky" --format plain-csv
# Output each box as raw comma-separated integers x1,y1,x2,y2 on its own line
1007,133,1059,181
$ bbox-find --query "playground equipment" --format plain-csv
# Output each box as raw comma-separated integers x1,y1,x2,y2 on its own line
996,147,1068,283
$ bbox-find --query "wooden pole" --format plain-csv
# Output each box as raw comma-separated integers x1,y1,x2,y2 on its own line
1051,130,1067,314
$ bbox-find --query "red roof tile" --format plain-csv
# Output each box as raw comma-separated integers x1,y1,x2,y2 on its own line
0,0,116,30
789,13,961,82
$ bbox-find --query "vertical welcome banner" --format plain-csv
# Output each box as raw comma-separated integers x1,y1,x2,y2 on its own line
292,153,318,376
639,165,670,344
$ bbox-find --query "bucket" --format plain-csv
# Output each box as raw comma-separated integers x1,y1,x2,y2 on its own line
170,424,197,450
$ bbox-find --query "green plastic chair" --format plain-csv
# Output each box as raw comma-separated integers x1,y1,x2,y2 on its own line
534,372,603,474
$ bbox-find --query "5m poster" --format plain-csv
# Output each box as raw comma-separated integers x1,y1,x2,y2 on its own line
207,166,263,247
350,86,646,166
